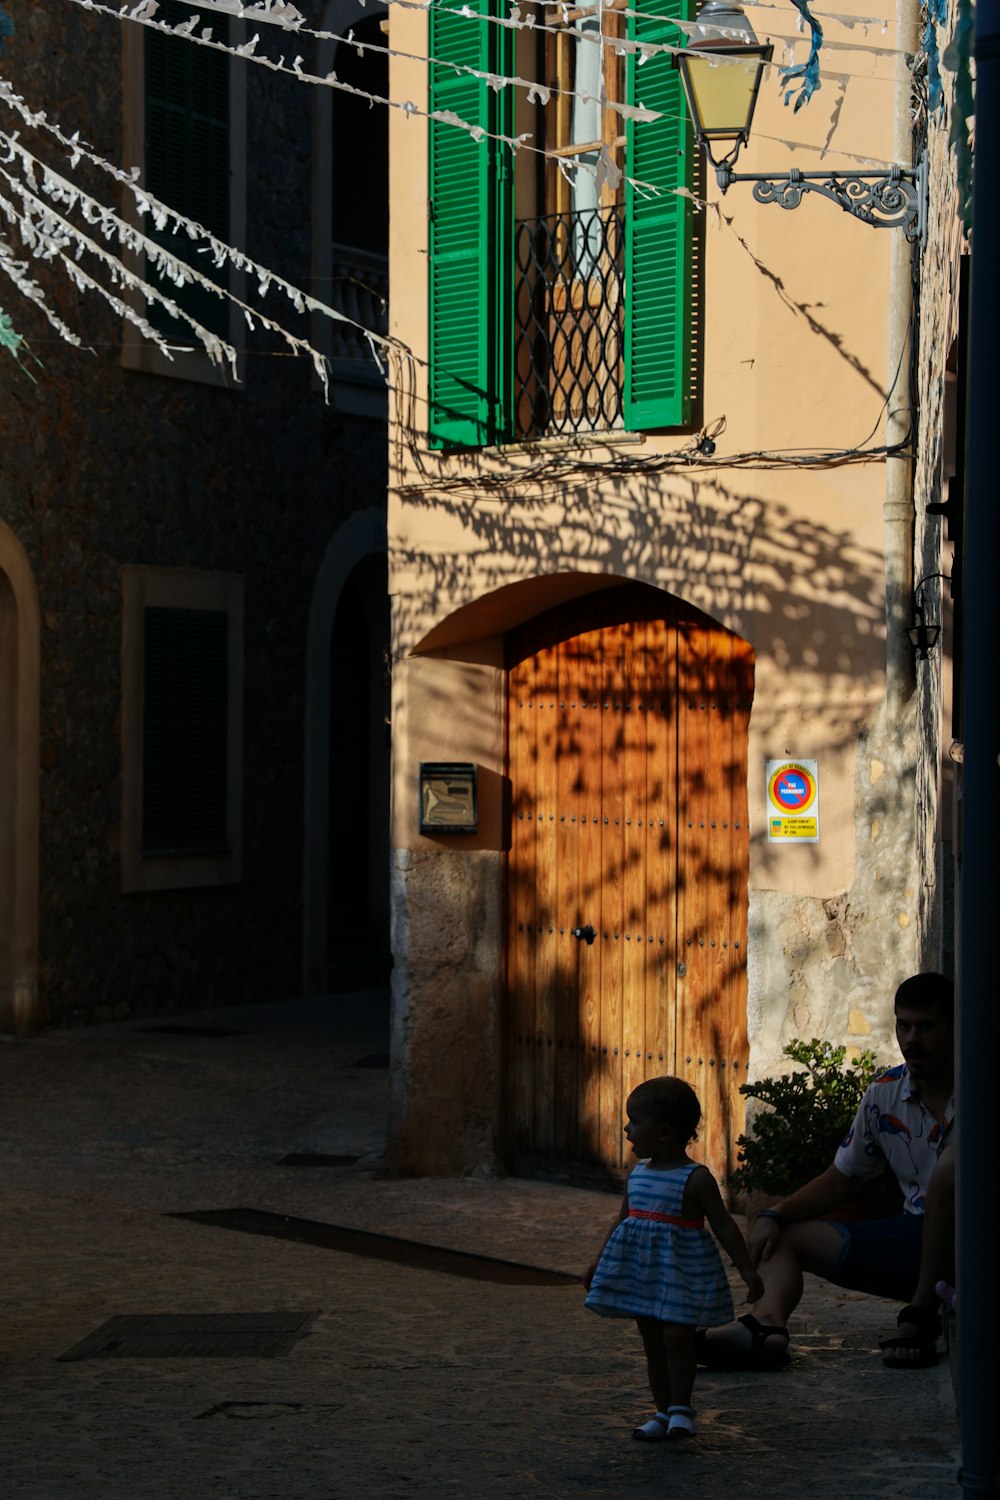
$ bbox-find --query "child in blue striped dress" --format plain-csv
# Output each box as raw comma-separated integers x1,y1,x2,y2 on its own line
583,1076,764,1442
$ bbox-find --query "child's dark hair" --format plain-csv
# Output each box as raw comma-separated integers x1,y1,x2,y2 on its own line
627,1076,701,1143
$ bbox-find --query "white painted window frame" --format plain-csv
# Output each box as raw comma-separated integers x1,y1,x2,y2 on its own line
121,16,248,388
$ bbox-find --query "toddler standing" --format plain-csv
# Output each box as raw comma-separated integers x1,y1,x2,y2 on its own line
583,1075,764,1442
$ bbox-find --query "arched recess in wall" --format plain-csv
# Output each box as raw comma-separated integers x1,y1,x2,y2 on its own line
303,508,390,994
0,521,41,1034
411,573,636,657
312,0,389,408
410,571,755,1188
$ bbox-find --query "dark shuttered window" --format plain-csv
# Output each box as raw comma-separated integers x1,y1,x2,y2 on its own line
145,0,231,339
427,0,694,446
142,607,229,855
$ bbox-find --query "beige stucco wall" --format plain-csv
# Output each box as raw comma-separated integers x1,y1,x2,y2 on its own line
384,0,942,1174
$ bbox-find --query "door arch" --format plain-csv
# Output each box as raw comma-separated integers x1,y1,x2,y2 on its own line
0,522,41,1034
503,583,753,1187
327,552,391,981
303,508,388,993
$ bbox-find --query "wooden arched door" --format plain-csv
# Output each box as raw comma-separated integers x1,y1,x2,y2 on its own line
504,585,753,1189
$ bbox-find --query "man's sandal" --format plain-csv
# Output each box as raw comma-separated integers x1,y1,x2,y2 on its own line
695,1313,791,1370
879,1304,941,1369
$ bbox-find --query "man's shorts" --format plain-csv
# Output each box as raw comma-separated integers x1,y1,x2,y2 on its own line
824,1213,924,1302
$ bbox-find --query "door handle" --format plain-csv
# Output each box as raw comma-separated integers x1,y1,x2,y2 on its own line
570,925,596,945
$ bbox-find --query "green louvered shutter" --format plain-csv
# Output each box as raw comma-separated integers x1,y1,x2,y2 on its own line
145,0,230,340
624,0,694,429
428,0,512,448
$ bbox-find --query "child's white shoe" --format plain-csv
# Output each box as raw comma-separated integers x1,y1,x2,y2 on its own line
631,1411,670,1441
665,1405,695,1440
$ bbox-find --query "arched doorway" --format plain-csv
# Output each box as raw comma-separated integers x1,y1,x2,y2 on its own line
503,583,753,1187
328,553,391,985
303,509,389,994
0,524,41,1034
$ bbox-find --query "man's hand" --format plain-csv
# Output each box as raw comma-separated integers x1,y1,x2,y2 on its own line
748,1215,782,1267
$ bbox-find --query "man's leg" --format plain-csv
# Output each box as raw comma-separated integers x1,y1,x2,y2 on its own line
912,1142,955,1303
887,1144,954,1365
700,1219,847,1360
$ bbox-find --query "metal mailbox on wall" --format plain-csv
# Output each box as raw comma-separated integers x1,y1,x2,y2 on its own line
419,763,478,834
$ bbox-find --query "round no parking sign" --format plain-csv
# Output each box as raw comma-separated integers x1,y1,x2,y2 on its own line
766,759,820,842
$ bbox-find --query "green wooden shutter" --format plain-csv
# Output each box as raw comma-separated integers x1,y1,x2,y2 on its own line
428,1,512,448
145,1,230,340
624,0,694,430
142,608,229,855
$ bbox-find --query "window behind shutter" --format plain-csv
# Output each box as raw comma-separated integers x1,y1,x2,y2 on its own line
145,1,230,340
623,0,695,430
142,607,229,855
428,0,512,447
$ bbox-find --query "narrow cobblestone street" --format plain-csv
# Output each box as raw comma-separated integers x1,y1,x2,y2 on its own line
1,995,959,1499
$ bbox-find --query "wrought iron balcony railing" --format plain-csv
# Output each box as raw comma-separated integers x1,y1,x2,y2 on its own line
329,242,388,368
514,204,625,441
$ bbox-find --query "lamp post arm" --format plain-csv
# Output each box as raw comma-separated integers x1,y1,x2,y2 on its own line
713,157,927,243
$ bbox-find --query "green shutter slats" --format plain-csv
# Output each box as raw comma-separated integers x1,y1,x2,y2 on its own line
428,1,512,447
624,0,695,430
142,608,229,855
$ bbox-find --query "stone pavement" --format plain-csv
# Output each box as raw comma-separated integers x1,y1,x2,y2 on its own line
1,994,960,1500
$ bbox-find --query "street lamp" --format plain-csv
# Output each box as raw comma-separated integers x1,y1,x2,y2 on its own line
906,573,949,660
673,1,926,242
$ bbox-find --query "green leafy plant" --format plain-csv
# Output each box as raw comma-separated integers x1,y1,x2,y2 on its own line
731,1038,880,1198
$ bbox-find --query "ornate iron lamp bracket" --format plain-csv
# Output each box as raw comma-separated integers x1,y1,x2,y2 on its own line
714,154,927,244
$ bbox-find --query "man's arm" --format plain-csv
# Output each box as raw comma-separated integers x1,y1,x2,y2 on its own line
772,1162,860,1222
750,1163,860,1265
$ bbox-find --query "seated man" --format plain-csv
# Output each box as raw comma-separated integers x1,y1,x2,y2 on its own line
699,971,955,1370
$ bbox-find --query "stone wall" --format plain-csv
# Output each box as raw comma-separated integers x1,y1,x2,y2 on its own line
748,697,923,1080
387,848,503,1175
912,22,966,983
0,4,387,1025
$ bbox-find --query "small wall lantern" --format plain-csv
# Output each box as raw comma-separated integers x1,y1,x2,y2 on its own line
907,572,949,660
419,762,478,834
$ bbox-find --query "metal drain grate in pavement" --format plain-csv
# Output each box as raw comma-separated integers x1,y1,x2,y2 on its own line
170,1207,580,1286
58,1311,318,1361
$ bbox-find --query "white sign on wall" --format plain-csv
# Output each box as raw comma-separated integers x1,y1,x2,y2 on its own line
766,759,820,843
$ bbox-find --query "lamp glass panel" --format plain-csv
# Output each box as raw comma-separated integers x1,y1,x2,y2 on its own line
685,53,761,136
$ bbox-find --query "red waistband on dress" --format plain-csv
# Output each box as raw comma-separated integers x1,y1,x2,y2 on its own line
628,1208,705,1229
